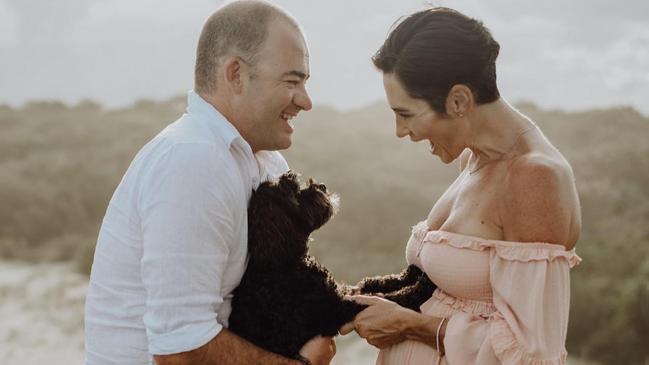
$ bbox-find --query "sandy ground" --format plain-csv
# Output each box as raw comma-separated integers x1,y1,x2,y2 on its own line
0,261,597,365
0,261,87,364
332,335,378,365
0,261,377,365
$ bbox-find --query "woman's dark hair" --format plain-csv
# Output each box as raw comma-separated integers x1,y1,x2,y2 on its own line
372,7,500,115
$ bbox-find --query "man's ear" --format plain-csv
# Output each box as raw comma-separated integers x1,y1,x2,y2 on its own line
222,56,245,94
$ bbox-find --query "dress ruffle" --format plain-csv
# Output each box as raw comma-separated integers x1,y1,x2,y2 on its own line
401,221,576,365
421,289,496,317
410,221,430,241
411,222,582,268
489,312,568,365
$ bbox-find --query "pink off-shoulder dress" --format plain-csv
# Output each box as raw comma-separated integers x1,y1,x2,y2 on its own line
376,221,581,365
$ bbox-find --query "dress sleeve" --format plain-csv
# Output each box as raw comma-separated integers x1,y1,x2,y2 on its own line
138,143,241,355
443,245,580,365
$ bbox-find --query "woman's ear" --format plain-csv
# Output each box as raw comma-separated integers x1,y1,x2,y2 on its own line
222,56,245,94
445,84,473,117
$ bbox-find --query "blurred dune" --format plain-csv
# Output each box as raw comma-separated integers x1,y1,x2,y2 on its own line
0,97,647,364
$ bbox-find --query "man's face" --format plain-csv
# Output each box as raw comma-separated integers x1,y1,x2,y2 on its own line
237,19,312,152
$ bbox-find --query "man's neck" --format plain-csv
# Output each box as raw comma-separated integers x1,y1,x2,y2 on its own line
197,90,260,152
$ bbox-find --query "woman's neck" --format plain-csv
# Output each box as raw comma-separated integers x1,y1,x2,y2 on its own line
465,98,537,164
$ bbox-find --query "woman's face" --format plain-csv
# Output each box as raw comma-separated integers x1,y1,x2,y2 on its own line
382,73,465,164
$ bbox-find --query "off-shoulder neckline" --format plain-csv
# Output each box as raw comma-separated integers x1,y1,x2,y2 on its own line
413,221,576,252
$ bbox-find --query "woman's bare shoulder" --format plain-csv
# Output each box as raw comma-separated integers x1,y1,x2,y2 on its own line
501,152,580,249
507,152,575,189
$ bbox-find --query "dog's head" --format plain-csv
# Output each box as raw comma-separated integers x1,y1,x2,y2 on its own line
247,171,338,265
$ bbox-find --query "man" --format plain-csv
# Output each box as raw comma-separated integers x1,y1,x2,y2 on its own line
84,1,335,364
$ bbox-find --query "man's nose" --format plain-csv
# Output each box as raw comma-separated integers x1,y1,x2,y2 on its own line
294,88,312,111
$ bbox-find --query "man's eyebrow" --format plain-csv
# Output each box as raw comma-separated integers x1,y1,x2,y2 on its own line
283,70,309,80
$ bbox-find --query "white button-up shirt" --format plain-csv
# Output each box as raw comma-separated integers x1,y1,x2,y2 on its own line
84,90,289,364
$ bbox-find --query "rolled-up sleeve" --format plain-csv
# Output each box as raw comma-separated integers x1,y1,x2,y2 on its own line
138,143,239,355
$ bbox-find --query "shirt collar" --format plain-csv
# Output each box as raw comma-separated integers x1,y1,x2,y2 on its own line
186,89,244,148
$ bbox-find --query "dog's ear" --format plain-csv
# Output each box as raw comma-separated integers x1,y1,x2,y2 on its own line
251,172,300,208
277,171,301,202
247,173,308,267
247,201,307,267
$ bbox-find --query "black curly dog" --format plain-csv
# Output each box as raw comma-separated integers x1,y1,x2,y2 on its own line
228,171,437,359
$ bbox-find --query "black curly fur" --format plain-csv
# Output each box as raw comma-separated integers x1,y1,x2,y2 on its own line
356,265,438,312
228,171,437,359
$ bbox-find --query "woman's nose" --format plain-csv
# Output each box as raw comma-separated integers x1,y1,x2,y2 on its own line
395,122,409,138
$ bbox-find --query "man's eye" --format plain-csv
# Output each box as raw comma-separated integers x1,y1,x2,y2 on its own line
286,80,300,85
399,114,412,119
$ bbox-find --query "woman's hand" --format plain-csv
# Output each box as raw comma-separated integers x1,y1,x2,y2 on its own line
339,295,417,349
299,335,336,365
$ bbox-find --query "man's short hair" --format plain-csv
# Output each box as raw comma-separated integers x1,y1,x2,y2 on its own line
194,0,299,95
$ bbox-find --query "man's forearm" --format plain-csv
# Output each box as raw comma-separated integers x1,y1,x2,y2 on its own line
154,328,302,365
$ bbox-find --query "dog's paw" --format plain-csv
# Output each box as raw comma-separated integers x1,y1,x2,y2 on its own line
339,284,361,296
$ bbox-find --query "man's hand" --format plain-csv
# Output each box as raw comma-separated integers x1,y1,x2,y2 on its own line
299,335,336,365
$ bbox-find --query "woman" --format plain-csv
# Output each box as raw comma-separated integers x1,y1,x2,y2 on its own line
341,7,582,365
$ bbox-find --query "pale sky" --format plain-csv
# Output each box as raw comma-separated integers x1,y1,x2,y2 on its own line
1,0,648,114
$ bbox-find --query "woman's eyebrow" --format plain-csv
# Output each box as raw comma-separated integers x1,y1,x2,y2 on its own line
392,107,410,114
